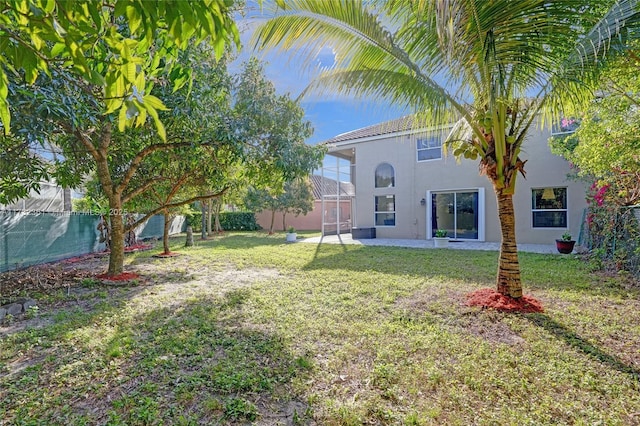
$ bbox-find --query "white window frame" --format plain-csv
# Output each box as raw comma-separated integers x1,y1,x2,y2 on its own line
374,162,395,188
532,187,568,229
416,134,443,162
426,188,485,241
375,194,396,227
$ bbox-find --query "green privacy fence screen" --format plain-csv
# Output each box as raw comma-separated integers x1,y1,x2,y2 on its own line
0,211,185,273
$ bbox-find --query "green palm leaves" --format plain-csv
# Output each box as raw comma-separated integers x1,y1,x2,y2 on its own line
254,0,640,297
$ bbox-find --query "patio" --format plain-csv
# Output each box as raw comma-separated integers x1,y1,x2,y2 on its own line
301,233,560,254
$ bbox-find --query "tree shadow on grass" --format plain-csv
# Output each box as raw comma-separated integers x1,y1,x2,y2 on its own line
526,313,640,382
303,243,499,284
99,291,311,424
300,243,639,298
186,232,286,250
161,233,635,298
1,284,311,424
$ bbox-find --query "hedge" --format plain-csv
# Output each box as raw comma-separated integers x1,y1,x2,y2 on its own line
186,212,261,231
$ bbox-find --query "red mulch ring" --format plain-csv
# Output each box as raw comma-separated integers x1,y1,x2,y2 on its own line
152,252,182,258
96,272,140,281
465,288,544,313
124,243,153,252
99,244,154,255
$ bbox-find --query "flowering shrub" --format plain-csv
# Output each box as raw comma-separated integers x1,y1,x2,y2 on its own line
585,183,640,283
554,117,581,134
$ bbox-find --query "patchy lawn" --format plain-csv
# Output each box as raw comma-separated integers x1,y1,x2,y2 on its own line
1,232,639,425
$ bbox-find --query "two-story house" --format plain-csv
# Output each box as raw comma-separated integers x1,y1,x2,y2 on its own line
324,116,586,245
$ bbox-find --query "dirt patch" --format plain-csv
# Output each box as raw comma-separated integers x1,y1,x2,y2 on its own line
152,252,182,258
462,316,526,345
395,288,527,346
1,253,282,336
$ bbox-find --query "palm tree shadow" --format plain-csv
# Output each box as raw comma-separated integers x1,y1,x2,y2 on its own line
526,313,639,382
310,234,350,263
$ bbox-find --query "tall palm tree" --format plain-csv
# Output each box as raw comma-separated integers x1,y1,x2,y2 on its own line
253,0,640,298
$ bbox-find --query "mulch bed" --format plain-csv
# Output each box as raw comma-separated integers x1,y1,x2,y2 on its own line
95,272,140,282
0,263,94,301
124,243,153,252
0,245,154,300
465,288,544,313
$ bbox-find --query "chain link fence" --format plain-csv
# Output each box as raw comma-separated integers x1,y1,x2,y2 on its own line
582,204,640,282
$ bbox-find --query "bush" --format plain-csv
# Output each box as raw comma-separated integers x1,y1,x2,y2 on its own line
186,212,261,232
585,201,640,283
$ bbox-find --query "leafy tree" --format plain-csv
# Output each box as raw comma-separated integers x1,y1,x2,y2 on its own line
0,135,49,203
4,68,230,275
231,58,325,233
278,177,314,231
244,186,280,234
0,0,239,136
245,177,315,233
551,48,640,206
124,146,230,254
0,1,240,276
231,58,325,186
254,0,640,298
120,49,236,253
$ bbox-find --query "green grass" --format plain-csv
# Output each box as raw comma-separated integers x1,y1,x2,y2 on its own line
1,232,639,425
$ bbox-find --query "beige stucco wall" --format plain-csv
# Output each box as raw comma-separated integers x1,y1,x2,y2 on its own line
254,200,352,232
332,126,587,245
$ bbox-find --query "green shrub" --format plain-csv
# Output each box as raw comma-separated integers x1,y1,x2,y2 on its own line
186,212,261,232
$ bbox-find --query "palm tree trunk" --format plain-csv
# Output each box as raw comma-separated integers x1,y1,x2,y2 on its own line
495,190,523,298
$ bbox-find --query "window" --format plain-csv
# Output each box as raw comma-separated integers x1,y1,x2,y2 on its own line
532,187,567,228
375,195,395,226
375,163,395,188
417,135,442,161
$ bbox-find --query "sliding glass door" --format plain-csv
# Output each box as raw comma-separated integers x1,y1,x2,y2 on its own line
430,190,480,240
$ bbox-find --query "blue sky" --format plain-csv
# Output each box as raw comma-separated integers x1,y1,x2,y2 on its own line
236,8,409,146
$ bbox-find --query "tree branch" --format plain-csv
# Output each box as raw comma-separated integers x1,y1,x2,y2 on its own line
117,141,194,195
126,187,229,231
122,176,172,204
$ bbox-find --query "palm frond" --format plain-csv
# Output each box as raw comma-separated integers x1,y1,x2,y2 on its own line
254,0,640,134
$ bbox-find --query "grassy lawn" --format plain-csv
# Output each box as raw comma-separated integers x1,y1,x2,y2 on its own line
1,232,639,425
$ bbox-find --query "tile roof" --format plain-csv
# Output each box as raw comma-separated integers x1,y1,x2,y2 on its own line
310,175,355,199
322,115,418,144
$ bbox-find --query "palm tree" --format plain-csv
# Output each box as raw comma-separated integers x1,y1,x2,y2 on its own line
253,0,640,298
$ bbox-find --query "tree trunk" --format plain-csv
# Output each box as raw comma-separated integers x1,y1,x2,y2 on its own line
282,212,287,231
495,190,523,298
63,188,72,211
269,210,275,234
107,206,125,276
213,199,223,233
200,202,207,239
207,198,212,236
163,210,171,254
185,226,194,247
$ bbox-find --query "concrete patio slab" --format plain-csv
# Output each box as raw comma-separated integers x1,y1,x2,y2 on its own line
300,233,559,254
